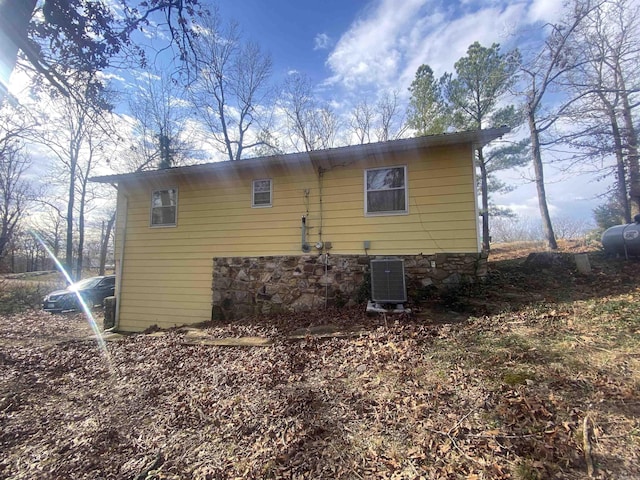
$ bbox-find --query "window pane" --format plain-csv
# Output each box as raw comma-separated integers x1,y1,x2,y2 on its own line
152,189,177,207
252,179,271,206
254,192,271,205
153,207,176,225
365,167,406,214
367,168,404,190
152,206,176,225
254,180,271,193
151,189,177,226
367,189,405,213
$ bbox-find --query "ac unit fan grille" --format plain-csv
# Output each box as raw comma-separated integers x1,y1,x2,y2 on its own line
370,258,407,303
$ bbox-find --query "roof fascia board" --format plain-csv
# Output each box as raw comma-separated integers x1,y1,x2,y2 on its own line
90,127,510,184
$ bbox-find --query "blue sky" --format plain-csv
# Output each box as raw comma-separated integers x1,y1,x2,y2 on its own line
212,0,603,223
6,0,606,224
216,0,361,83
214,0,558,89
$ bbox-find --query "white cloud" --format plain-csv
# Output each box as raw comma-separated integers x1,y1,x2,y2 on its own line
501,199,557,216
399,3,526,85
323,0,532,93
96,71,126,83
324,0,426,90
526,0,565,23
313,33,332,50
492,160,612,223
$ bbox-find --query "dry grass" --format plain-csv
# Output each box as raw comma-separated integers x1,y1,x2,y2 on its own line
0,243,638,479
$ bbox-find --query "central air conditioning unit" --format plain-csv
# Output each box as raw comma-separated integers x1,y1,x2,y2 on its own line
367,257,409,313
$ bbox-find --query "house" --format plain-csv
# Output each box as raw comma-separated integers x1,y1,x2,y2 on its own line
91,127,509,332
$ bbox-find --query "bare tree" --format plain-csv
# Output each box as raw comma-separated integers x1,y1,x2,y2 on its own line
563,0,640,221
35,78,113,278
315,106,340,150
127,70,195,171
349,91,406,144
31,202,65,259
282,73,317,152
98,210,116,276
491,216,544,243
553,215,593,239
5,227,51,272
518,3,594,250
73,131,106,279
350,100,373,144
190,8,274,160
0,141,34,266
376,90,405,142
0,99,38,268
281,73,340,152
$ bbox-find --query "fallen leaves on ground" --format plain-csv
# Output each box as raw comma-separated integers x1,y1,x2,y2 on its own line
0,245,639,479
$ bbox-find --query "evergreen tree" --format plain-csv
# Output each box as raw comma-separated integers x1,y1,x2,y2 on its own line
442,42,523,251
405,65,449,135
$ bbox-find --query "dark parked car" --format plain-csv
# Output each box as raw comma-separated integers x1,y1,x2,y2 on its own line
43,275,115,313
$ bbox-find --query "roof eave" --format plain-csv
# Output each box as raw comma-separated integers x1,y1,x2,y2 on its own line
90,127,510,184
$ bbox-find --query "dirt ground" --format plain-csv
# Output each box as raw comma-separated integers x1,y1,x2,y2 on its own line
0,242,638,479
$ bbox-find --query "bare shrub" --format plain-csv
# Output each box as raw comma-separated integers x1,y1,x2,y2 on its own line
491,215,594,244
552,215,595,239
0,279,52,314
491,216,544,243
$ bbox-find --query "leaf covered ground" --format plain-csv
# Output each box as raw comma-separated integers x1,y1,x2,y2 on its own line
0,243,639,479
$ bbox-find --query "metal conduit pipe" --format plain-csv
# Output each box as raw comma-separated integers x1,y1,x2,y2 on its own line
114,195,128,331
301,215,310,252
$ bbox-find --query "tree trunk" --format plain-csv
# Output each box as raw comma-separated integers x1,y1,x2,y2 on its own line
527,109,557,250
99,212,116,275
596,89,630,223
53,225,61,258
75,193,85,280
74,153,94,280
216,91,235,161
619,87,640,214
0,0,37,94
0,221,8,263
609,111,631,223
65,159,76,278
65,117,84,280
477,148,490,251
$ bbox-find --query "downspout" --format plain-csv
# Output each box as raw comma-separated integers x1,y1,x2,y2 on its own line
470,143,482,253
114,194,128,331
324,253,329,309
317,167,324,243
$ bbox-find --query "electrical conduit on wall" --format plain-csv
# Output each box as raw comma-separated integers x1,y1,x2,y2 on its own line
113,195,128,331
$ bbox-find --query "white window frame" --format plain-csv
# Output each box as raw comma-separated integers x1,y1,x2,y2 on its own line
364,165,408,216
252,179,273,208
150,187,178,227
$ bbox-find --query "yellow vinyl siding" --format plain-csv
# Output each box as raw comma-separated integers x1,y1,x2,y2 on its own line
115,143,478,331
116,308,210,332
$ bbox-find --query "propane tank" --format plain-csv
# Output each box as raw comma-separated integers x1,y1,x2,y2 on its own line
601,215,640,257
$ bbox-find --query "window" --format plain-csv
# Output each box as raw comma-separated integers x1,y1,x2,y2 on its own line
365,166,408,215
99,276,115,288
151,188,177,226
252,179,272,207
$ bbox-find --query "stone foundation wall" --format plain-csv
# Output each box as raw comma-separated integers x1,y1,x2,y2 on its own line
212,253,487,320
